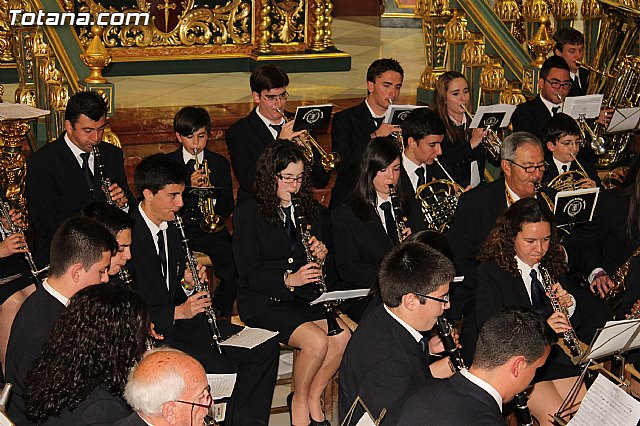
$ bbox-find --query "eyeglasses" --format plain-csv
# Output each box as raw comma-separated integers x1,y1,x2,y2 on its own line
276,174,304,184
544,79,573,90
413,291,450,304
261,91,289,102
507,160,549,173
175,392,213,410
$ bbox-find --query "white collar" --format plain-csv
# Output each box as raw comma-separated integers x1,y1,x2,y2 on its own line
42,278,69,306
138,203,168,235
384,305,423,343
376,192,391,207
553,157,571,173
505,182,521,204
364,98,387,120
460,369,503,410
181,147,204,165
64,133,91,160
516,255,539,279
539,95,563,115
256,105,284,127
402,151,423,173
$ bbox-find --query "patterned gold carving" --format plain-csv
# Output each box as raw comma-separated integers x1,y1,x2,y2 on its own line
0,120,30,214
551,0,577,21
444,10,468,42
480,60,508,92
462,35,489,68
415,0,450,16
272,0,305,44
78,0,251,48
522,68,535,93
522,0,549,22
527,15,554,67
80,26,112,84
322,0,334,48
499,84,528,105
581,0,601,18
493,0,521,21
254,0,272,53
0,0,14,62
307,0,325,51
0,84,3,102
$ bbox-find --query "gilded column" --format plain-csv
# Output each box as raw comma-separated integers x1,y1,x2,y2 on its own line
416,0,451,94
0,0,14,62
322,0,334,49
307,0,326,52
581,0,601,63
551,0,577,29
527,14,554,68
522,0,548,42
0,118,31,217
479,58,508,106
253,0,273,54
444,10,468,74
493,0,524,43
461,33,488,111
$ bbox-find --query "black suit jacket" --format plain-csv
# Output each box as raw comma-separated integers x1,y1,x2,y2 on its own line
511,95,552,143
330,102,378,208
568,68,589,97
112,413,148,426
232,198,337,321
41,385,130,425
6,286,65,425
338,304,432,423
225,108,329,204
542,153,600,185
396,373,503,426
25,134,134,264
438,124,487,188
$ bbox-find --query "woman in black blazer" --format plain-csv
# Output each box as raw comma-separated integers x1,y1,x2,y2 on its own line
431,71,488,188
233,141,350,426
473,197,585,426
23,283,149,425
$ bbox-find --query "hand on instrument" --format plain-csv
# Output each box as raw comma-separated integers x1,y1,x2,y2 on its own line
149,322,164,341
596,108,615,126
469,127,486,149
287,262,323,287
190,168,207,187
590,272,613,298
108,183,129,208
628,300,640,319
175,291,211,320
577,177,596,188
373,123,401,138
9,208,25,230
400,226,412,241
279,120,305,142
183,263,208,290
549,282,573,310
0,233,28,258
307,236,328,262
547,311,572,334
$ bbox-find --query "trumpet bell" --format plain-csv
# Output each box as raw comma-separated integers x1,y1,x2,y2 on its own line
320,151,340,171
548,170,589,192
601,165,629,189
483,131,502,161
415,180,463,232
200,211,225,234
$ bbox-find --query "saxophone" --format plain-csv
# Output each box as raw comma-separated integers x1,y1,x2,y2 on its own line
604,245,640,308
92,146,115,205
174,213,223,353
193,148,225,234
539,265,585,362
388,184,407,244
290,196,343,336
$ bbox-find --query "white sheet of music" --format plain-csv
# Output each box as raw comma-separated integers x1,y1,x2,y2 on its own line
355,413,377,426
219,327,278,349
206,373,237,400
567,374,640,426
0,103,50,120
310,289,370,305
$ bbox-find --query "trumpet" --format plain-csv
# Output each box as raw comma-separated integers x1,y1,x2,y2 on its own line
276,108,340,172
193,149,225,234
460,105,502,161
577,113,606,155
575,61,615,79
415,158,463,232
93,146,115,205
388,184,408,244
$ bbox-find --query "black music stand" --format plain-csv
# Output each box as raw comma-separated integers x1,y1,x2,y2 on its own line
383,104,427,125
553,187,600,227
293,104,333,132
340,396,385,426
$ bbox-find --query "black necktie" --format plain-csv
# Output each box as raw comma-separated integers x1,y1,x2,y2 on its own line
186,158,196,173
574,75,581,89
157,230,167,280
530,269,547,315
415,167,426,188
551,106,560,116
380,201,399,245
80,152,94,191
282,205,297,252
373,117,384,129
270,123,283,138
418,337,430,368
562,164,568,173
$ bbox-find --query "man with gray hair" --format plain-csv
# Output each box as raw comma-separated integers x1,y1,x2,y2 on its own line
114,348,210,426
446,131,547,360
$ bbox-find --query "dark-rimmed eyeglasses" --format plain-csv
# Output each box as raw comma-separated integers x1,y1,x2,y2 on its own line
261,91,289,102
276,174,304,184
413,291,450,304
544,79,573,90
174,386,213,410
507,160,549,173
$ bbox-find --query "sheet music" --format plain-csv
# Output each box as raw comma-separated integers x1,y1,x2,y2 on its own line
355,413,377,426
469,104,516,128
582,319,640,361
0,274,21,285
219,327,278,349
383,105,426,123
0,103,50,120
567,374,640,426
206,374,236,400
310,289,370,305
607,107,640,133
562,94,604,119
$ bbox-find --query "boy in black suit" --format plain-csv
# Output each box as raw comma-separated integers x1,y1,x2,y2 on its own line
338,241,456,424
396,307,553,426
167,107,237,317
553,28,589,97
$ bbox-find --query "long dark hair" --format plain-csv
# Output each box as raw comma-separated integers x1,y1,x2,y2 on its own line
477,198,567,280
254,140,318,225
431,71,469,145
350,137,403,221
24,284,150,422
621,155,640,238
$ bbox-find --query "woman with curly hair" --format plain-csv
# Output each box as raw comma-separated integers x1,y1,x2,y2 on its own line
233,140,350,426
472,197,585,425
431,71,488,188
23,283,149,425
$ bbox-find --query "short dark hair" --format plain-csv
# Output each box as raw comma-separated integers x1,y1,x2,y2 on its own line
544,112,581,144
65,91,108,125
134,154,186,197
366,58,404,84
82,201,135,237
250,65,289,94
401,107,446,147
540,55,570,80
173,106,211,136
474,307,555,370
379,241,455,307
49,217,117,277
553,27,584,52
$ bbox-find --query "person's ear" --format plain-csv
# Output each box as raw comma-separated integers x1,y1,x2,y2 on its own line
162,401,177,424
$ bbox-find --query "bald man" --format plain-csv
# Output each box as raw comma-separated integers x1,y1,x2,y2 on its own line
114,348,211,426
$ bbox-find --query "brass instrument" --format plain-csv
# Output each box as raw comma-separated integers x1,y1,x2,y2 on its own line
539,265,585,363
415,158,463,232
92,146,115,205
577,113,606,156
118,266,133,286
193,149,225,234
435,316,465,371
290,196,343,336
460,104,502,161
604,245,640,308
174,213,223,354
387,98,404,151
602,165,629,189
0,383,12,415
388,184,408,243
576,61,615,79
547,152,590,192
276,108,340,172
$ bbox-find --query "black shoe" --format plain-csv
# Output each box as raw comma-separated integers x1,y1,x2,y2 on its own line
309,416,331,426
287,392,294,426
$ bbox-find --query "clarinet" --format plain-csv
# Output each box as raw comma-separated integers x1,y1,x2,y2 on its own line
118,266,133,286
92,146,115,205
514,392,534,426
435,316,465,371
174,214,223,354
388,184,407,244
290,197,343,336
